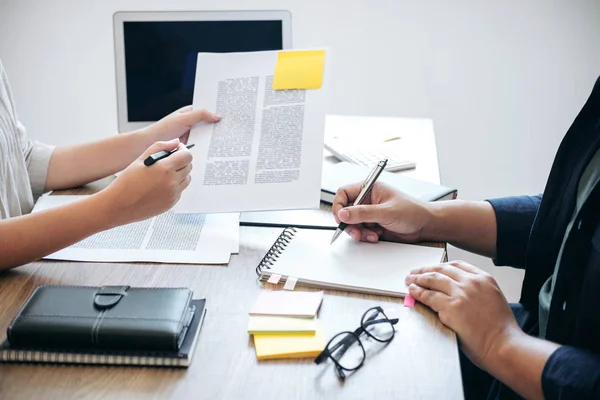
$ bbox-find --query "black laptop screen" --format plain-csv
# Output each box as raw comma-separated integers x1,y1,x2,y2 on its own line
123,20,283,121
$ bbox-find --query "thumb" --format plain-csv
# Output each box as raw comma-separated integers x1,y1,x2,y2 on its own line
337,204,387,224
178,108,221,125
139,138,180,160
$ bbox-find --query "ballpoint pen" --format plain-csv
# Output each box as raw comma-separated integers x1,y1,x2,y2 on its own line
330,159,388,244
144,144,195,166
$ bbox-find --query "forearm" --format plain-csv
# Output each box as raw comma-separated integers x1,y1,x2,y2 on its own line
424,200,497,258
0,193,115,270
45,129,154,190
486,331,560,400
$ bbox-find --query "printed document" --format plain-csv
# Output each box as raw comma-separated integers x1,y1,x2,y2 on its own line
174,49,329,214
33,195,239,264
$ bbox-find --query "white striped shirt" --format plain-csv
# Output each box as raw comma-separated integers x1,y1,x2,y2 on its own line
0,60,54,219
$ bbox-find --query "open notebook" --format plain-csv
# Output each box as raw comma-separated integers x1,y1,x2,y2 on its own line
256,228,446,297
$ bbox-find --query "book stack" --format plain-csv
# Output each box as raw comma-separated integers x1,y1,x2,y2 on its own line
321,161,457,204
0,286,206,368
248,290,326,360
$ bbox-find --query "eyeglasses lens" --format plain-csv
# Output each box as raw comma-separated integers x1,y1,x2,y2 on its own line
362,308,394,341
328,332,365,370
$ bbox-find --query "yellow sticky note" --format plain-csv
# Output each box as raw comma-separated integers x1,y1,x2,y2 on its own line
253,324,326,360
272,50,325,90
248,315,317,335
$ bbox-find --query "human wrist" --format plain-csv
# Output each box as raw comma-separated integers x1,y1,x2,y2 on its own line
131,127,158,149
91,188,128,230
484,326,559,400
485,325,525,371
421,200,495,246
420,201,450,242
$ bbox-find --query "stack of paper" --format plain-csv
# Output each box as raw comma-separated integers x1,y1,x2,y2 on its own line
32,195,239,264
248,291,326,360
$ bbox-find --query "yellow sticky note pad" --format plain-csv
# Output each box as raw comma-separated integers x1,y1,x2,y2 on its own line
253,325,326,360
248,315,317,335
272,50,326,90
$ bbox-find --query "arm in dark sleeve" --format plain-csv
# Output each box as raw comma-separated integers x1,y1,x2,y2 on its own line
485,194,542,269
542,346,600,399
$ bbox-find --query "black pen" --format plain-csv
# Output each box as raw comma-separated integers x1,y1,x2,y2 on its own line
144,144,195,166
330,159,388,244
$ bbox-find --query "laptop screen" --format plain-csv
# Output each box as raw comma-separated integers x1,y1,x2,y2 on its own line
123,20,283,122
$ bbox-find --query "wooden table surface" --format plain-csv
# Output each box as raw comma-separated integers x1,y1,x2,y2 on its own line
0,228,463,399
0,118,463,399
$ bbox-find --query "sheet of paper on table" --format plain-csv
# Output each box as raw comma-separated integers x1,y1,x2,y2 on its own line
33,195,239,264
174,48,329,214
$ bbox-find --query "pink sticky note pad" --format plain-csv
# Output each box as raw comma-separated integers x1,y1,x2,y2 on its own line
250,290,323,317
404,295,416,308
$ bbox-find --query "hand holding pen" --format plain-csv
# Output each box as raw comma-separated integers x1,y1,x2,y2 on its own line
144,144,195,166
101,139,195,226
331,160,434,244
330,159,388,244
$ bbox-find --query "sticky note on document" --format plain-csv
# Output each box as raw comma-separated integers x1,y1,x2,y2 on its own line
253,324,326,360
249,290,323,317
272,50,326,90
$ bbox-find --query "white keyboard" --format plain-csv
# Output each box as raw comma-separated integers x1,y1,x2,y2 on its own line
324,141,416,172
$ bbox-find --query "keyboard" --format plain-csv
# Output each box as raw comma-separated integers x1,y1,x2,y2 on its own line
324,141,416,172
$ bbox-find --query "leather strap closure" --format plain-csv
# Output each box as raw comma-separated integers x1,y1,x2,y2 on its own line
93,286,130,310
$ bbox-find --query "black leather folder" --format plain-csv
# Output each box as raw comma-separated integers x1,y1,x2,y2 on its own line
7,285,195,352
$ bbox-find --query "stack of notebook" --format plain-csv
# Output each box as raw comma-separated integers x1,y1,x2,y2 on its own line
0,285,206,368
320,161,457,204
248,290,326,360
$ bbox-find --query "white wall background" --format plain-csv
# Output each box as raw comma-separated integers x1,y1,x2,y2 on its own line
1,0,600,298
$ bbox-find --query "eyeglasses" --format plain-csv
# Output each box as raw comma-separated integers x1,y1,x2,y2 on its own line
314,306,399,380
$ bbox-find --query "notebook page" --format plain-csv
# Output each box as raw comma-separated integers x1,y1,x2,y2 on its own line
267,229,445,296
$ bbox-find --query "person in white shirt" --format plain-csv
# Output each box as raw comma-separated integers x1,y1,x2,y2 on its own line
0,60,220,271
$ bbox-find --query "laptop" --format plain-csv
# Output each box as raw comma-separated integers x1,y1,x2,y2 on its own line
113,10,292,133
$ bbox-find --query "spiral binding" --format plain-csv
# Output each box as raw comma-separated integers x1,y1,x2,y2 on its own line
255,227,298,276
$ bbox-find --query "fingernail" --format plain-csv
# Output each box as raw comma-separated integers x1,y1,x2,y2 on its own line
214,114,221,120
405,275,413,283
348,229,360,241
409,284,418,291
338,209,350,220
366,234,377,242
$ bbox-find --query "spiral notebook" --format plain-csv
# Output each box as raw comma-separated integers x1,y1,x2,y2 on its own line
256,228,446,297
0,299,206,368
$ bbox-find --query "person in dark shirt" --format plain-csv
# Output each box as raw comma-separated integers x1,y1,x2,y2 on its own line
332,76,600,400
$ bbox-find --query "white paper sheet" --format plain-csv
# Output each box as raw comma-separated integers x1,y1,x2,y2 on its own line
33,195,239,264
174,49,329,214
